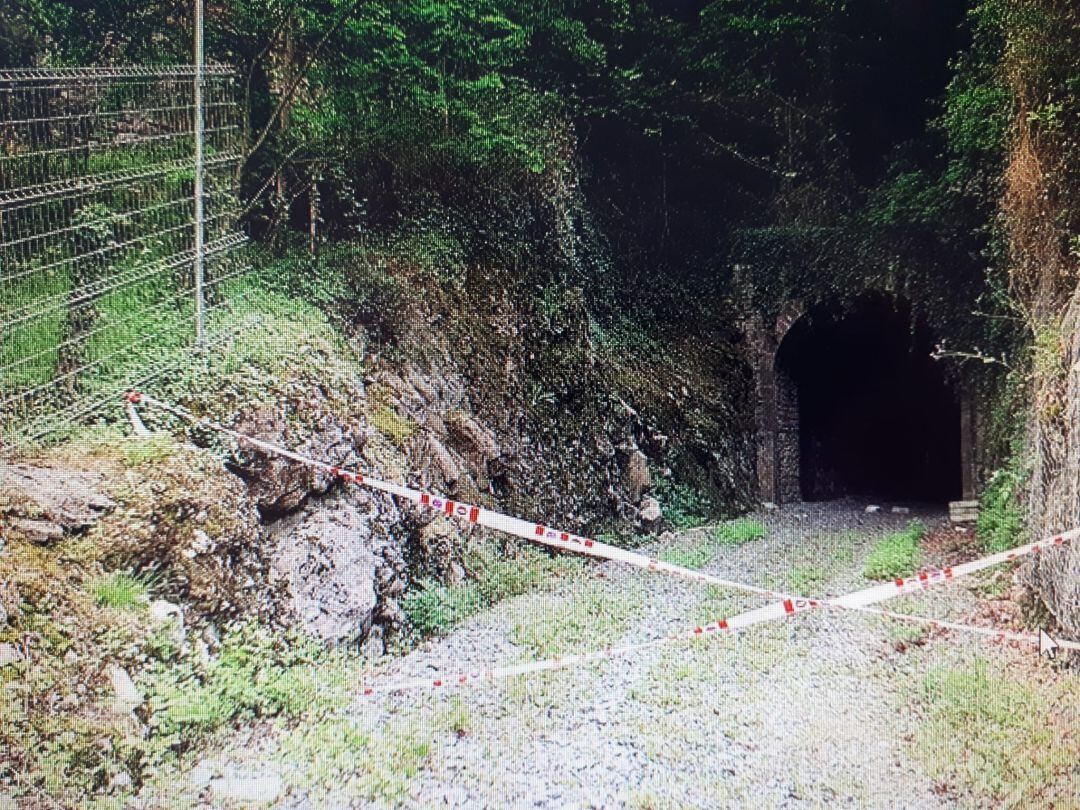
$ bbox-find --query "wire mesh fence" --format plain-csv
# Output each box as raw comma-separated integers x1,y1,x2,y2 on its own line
0,65,249,449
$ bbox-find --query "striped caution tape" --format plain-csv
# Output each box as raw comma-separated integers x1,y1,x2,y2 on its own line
126,391,839,606
365,628,1080,696
367,540,1080,695
125,392,1079,692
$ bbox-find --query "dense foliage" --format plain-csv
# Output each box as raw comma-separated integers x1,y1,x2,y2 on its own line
0,2,984,314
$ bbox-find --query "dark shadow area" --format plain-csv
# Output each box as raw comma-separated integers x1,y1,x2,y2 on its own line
776,294,961,503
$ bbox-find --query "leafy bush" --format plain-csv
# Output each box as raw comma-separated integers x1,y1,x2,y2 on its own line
652,477,712,529
402,542,584,635
862,521,925,580
977,465,1027,553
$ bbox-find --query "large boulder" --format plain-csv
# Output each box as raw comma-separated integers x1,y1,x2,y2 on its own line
268,489,406,645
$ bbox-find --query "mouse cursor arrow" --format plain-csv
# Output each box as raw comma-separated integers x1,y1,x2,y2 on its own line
1039,629,1060,660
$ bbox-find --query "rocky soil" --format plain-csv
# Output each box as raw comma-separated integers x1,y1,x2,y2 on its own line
144,501,1065,810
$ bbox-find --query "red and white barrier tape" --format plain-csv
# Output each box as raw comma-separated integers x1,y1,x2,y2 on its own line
366,624,1080,696
125,392,1079,693
125,392,848,606
368,538,1080,694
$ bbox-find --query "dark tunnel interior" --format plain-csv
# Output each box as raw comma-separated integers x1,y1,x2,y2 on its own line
775,295,962,504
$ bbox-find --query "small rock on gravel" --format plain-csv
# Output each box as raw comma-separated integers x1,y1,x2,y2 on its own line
210,773,284,805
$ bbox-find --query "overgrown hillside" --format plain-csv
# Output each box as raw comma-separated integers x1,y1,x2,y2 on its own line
2,1,1080,804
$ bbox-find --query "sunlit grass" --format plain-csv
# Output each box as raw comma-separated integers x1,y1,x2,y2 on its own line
91,571,152,610
660,517,766,569
863,521,924,580
1,268,71,391
915,658,1080,807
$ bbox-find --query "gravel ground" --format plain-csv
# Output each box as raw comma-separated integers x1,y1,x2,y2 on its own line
180,500,1014,809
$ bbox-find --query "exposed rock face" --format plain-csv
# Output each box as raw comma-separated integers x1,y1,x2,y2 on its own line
95,447,273,619
268,490,408,645
0,462,113,542
230,406,367,517
623,449,652,503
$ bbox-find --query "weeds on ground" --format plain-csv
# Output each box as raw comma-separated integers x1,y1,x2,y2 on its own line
862,521,924,580
660,517,766,569
915,658,1079,807
885,622,926,645
402,541,585,635
510,580,642,658
631,585,740,709
146,622,330,738
788,565,826,595
280,710,435,805
714,518,766,546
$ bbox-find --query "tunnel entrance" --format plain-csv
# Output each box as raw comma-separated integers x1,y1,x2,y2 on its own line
774,294,962,503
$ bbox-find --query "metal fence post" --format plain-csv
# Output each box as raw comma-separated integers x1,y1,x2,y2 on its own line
193,0,206,346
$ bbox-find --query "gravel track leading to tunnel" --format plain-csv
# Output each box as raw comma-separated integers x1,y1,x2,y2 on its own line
185,502,1011,809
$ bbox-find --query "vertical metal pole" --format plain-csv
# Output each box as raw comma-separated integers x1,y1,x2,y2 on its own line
193,0,206,345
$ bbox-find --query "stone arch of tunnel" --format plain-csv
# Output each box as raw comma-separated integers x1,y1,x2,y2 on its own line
751,293,976,505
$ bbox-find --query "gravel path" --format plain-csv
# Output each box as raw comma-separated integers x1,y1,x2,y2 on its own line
185,501,1004,809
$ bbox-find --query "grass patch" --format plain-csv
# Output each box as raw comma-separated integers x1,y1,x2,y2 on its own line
369,403,416,447
1,268,70,391
788,565,826,595
714,518,766,546
279,711,434,805
511,580,642,658
119,434,178,467
659,517,766,570
862,521,924,580
915,658,1079,807
402,541,584,635
90,571,153,610
886,622,926,644
277,694,475,804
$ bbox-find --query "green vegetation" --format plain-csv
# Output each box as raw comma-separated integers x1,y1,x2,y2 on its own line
659,517,765,570
147,623,328,737
369,404,416,447
510,580,642,658
90,571,152,610
978,464,1028,553
402,541,584,636
0,269,70,391
282,714,433,805
915,659,1080,807
862,522,925,580
714,518,766,546
652,478,713,530
788,565,827,596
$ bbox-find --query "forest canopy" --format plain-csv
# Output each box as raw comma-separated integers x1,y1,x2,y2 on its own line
0,0,1047,344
